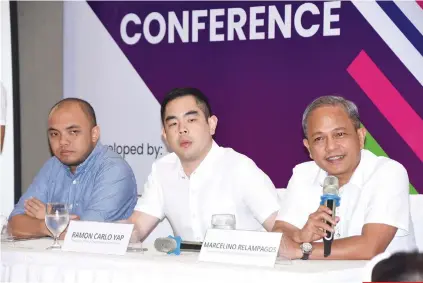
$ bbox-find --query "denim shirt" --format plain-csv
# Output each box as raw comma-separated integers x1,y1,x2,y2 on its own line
10,142,137,221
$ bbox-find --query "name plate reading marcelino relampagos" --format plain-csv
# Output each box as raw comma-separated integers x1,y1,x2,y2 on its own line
198,229,282,267
62,220,134,255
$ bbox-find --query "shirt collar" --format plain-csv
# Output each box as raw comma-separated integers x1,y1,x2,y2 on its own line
176,140,222,179
316,149,366,190
63,141,103,176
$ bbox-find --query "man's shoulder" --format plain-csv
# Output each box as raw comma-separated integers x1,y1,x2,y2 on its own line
41,156,63,173
93,145,134,175
285,160,322,190
292,160,321,177
219,146,260,169
153,151,178,166
151,151,180,173
362,149,407,178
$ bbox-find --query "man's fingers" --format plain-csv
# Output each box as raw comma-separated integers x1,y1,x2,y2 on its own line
319,212,337,226
69,214,80,220
25,199,40,210
312,226,327,238
310,211,336,226
306,215,335,232
24,209,35,218
316,205,332,214
31,198,45,208
312,220,335,233
24,205,37,216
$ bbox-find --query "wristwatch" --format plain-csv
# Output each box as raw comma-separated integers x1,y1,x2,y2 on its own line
300,243,313,260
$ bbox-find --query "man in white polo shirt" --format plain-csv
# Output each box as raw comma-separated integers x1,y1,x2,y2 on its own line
129,88,279,242
273,95,416,260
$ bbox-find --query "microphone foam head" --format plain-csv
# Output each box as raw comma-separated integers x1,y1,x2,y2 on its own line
323,175,339,195
154,237,177,253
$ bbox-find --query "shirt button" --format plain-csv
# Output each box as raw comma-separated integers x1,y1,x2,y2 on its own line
72,180,77,185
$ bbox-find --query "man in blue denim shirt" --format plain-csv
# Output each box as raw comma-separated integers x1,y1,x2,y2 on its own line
9,98,137,238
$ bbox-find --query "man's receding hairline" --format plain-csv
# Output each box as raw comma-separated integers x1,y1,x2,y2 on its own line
49,100,94,126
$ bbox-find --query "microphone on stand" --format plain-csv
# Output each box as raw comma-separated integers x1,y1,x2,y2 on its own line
154,235,203,255
320,175,341,257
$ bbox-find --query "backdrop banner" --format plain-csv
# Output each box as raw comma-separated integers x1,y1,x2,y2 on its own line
64,1,423,194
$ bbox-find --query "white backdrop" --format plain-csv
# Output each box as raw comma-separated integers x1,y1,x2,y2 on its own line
63,2,168,194
0,1,16,216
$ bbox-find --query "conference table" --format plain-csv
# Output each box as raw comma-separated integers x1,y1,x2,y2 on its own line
1,239,369,283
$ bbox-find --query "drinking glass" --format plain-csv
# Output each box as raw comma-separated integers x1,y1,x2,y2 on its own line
211,214,236,230
127,228,145,253
45,203,70,250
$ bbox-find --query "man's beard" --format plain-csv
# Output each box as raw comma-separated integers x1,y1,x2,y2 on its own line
60,146,95,168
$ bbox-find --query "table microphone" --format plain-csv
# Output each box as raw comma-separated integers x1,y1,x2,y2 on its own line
320,175,341,257
154,235,203,255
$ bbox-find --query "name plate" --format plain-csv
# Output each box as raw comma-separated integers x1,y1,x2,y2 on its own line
199,229,282,267
63,221,133,255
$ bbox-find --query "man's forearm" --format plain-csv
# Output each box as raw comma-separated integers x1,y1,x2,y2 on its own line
310,236,380,260
8,214,50,238
129,211,160,242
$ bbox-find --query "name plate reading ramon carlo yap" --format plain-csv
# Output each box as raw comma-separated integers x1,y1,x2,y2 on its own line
63,221,133,255
199,229,282,267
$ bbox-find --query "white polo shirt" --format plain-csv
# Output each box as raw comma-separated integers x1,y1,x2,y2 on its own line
277,149,416,253
135,141,280,241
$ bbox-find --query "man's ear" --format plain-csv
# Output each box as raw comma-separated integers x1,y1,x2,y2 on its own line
162,127,167,143
357,127,367,149
208,115,218,135
303,138,313,159
91,126,100,143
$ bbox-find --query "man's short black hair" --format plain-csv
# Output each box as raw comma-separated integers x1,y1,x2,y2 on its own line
160,88,212,124
372,252,423,282
50,97,97,127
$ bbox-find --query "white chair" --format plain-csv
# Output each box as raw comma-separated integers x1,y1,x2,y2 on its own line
277,189,423,251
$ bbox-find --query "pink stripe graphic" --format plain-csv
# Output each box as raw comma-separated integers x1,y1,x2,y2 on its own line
417,1,423,10
347,50,423,162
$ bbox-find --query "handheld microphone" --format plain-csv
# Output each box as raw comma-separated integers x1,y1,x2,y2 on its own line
320,175,341,257
154,235,203,255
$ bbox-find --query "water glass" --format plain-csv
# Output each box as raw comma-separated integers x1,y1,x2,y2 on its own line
45,203,70,250
127,228,145,253
211,214,236,230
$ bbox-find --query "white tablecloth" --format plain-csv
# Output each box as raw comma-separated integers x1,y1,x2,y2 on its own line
1,239,368,283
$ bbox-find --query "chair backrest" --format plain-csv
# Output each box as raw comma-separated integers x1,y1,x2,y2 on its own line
410,194,423,252
277,189,423,251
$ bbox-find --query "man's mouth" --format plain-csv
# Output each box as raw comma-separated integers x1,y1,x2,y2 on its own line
60,150,73,156
180,141,192,148
326,155,345,161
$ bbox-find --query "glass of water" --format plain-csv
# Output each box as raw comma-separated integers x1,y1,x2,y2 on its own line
127,228,145,253
211,214,236,230
45,203,70,250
